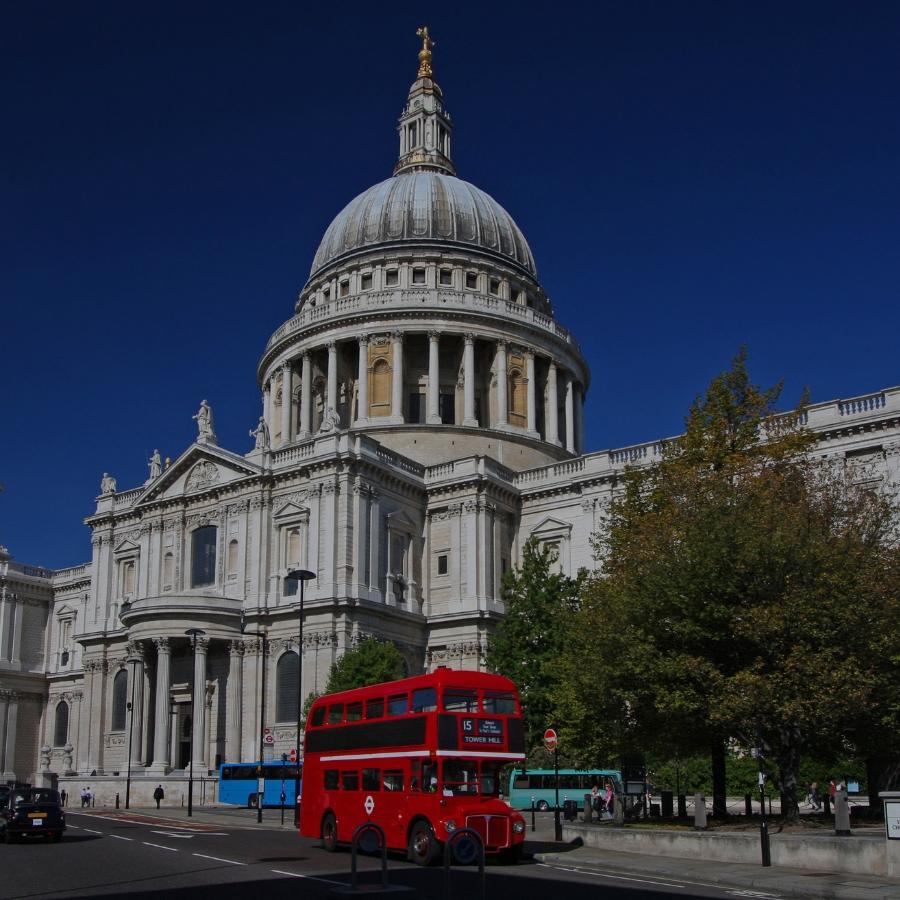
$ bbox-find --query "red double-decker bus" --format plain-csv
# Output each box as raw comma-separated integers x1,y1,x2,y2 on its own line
299,668,527,864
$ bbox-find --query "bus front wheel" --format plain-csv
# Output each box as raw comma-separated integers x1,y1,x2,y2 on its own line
537,800,550,811
321,813,338,852
408,820,438,866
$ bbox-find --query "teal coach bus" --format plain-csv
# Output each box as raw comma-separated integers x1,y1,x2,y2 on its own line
506,768,622,810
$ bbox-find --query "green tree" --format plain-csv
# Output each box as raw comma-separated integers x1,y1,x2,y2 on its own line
486,539,582,753
552,350,900,819
323,637,407,694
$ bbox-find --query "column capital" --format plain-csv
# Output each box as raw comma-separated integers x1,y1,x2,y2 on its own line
229,639,246,656
194,636,211,654
391,330,403,342
153,637,171,654
327,340,337,351
496,338,508,351
428,330,440,341
464,332,475,346
357,334,369,347
282,360,292,372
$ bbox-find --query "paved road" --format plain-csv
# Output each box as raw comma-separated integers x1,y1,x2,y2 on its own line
0,809,752,900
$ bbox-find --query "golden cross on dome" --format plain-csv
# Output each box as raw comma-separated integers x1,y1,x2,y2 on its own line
416,25,434,78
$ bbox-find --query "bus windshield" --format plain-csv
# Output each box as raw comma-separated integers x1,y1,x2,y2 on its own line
440,760,503,796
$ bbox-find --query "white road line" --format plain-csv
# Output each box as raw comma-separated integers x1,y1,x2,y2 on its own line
151,830,194,838
536,863,686,889
110,835,133,841
82,828,103,834
270,869,347,886
143,841,178,852
193,853,246,866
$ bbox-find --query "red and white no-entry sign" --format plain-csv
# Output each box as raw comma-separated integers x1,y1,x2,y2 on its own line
289,748,297,762
364,795,375,816
543,728,558,751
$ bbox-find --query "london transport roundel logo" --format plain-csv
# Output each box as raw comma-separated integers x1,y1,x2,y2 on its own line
364,795,375,816
543,728,558,751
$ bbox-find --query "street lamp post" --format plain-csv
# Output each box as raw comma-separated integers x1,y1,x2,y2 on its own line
185,628,206,817
286,569,316,828
240,611,268,824
124,655,141,810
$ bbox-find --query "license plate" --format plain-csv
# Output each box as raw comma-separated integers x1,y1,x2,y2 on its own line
31,820,43,827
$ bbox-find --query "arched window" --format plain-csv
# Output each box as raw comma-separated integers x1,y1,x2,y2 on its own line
121,560,135,596
276,652,299,722
54,701,69,746
111,669,128,730
370,359,390,415
227,539,239,576
162,552,174,590
191,525,217,588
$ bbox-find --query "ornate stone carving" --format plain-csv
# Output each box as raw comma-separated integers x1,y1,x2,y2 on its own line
186,462,220,492
154,637,171,653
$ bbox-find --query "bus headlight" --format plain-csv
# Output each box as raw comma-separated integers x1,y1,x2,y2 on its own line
445,820,457,832
512,820,525,834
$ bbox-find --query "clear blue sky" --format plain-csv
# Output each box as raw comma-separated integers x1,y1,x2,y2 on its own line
3,1,899,568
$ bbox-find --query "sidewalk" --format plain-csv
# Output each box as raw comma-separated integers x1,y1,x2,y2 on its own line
75,803,299,831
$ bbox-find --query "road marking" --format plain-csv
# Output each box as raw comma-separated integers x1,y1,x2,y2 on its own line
82,828,103,834
193,853,246,866
110,835,133,841
143,841,178,851
727,892,782,898
536,863,686,889
270,869,347,886
151,830,194,838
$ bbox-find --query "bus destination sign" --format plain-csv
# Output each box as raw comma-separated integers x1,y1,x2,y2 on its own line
461,717,505,745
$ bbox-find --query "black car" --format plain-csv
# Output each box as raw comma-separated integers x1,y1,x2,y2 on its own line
1,788,66,842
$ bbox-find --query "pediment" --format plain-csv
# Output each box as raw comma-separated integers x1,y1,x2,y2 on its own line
273,501,310,521
134,443,262,507
113,539,140,554
55,604,77,618
530,515,572,536
386,509,415,531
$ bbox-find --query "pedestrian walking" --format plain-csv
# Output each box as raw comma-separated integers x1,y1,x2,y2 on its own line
80,787,88,808
153,784,164,809
810,781,821,810
60,789,67,807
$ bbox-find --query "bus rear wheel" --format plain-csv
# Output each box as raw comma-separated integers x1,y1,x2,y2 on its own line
321,813,338,852
408,820,438,866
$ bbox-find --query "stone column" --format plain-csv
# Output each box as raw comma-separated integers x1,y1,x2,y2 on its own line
149,638,171,773
280,362,293,447
299,353,312,437
546,361,561,447
10,595,23,665
225,641,243,764
427,331,441,424
2,694,17,779
262,384,271,437
463,334,477,427
565,374,576,453
575,384,585,454
192,637,209,770
525,351,538,437
127,646,145,768
326,341,338,416
368,491,381,598
390,332,404,422
495,340,508,428
0,693,10,778
356,336,369,426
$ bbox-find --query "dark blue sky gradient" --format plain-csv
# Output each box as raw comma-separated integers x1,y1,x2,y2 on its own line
3,1,899,567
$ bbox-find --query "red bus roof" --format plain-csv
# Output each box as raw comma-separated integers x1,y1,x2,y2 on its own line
308,668,518,708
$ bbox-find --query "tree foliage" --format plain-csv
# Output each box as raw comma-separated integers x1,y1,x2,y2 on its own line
323,637,408,695
551,350,900,818
486,539,582,753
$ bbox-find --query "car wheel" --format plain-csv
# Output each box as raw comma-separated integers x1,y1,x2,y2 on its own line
408,820,438,866
247,793,257,809
321,812,338,852
537,800,550,811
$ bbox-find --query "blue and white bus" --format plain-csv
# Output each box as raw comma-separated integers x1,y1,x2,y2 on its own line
218,762,302,808
506,768,622,810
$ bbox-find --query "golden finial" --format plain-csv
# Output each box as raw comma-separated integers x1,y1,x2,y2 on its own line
416,25,434,78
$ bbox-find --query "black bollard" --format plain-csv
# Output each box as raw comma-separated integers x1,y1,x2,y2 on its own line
677,794,687,818
115,793,120,809
745,793,752,816
661,791,673,818
531,798,536,832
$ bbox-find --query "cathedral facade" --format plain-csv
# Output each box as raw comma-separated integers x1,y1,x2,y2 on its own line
2,37,898,799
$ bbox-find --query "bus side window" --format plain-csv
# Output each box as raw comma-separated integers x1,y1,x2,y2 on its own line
411,687,437,713
423,761,438,792
513,774,528,789
311,706,326,727
324,770,339,790
383,770,403,791
329,704,344,724
410,760,421,791
365,698,384,719
347,702,363,722
341,771,359,791
387,694,408,716
362,769,380,791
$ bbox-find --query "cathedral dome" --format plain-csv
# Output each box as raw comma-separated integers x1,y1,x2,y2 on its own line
309,171,537,281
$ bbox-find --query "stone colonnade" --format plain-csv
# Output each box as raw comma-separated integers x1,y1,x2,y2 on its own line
264,330,586,452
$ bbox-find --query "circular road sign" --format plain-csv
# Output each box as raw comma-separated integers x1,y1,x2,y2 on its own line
364,795,375,816
543,728,558,751
264,733,274,745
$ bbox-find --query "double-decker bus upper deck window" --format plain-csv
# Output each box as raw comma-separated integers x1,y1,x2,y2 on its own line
328,704,344,724
387,694,408,716
443,689,478,712
311,706,326,727
411,687,437,712
483,691,517,714
347,702,363,722
383,770,404,791
324,769,339,790
365,698,384,719
342,771,358,791
362,768,380,790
